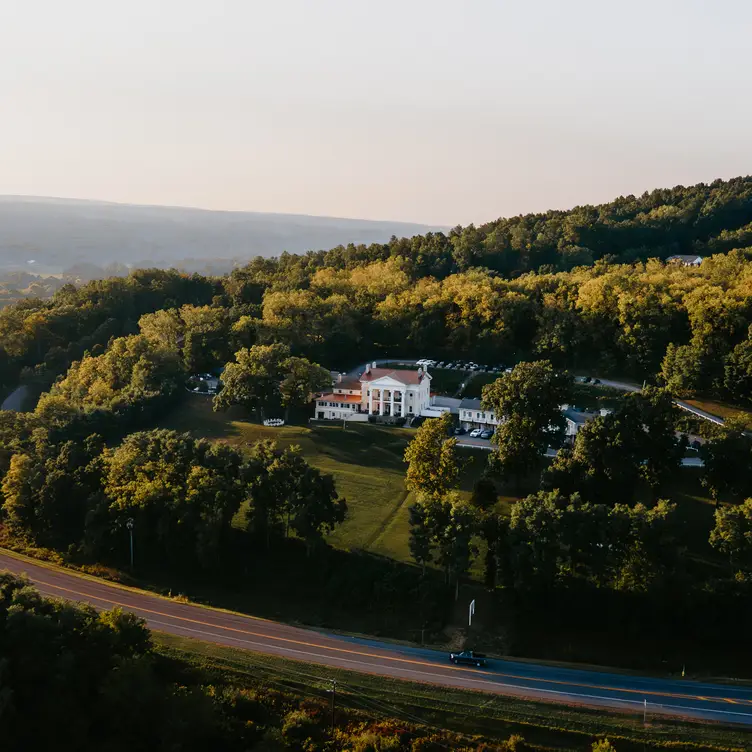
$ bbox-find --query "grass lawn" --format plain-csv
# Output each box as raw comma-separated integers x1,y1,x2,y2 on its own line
160,398,502,563
684,397,752,428
156,632,752,752
160,397,414,554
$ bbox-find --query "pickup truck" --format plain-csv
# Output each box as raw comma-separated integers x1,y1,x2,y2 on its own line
449,650,487,667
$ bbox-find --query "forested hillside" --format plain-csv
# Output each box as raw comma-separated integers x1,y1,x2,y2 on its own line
2,245,751,405
1,176,752,683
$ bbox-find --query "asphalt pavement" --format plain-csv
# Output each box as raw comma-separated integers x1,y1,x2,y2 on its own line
2,550,751,726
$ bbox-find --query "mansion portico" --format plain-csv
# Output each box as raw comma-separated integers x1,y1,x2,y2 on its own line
314,363,432,421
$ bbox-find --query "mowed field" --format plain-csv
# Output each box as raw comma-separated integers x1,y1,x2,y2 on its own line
160,397,492,562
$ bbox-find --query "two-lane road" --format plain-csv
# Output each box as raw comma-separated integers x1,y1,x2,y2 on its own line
2,550,752,726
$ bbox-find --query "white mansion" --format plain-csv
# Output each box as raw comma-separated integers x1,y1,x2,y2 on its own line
314,363,432,421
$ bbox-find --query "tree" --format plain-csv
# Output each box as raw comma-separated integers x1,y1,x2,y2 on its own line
479,511,509,589
724,326,752,405
483,361,572,485
287,466,347,555
279,356,332,422
245,439,346,552
408,502,433,574
542,403,645,503
214,344,329,420
469,476,498,511
709,499,752,571
0,435,103,547
92,429,247,568
403,413,461,501
632,387,686,492
213,343,291,417
700,418,752,501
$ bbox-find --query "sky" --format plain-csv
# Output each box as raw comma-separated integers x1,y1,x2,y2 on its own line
1,0,751,226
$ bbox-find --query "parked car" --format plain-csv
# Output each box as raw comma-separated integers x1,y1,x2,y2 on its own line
593,378,601,384
436,361,445,368
582,376,592,383
454,426,466,435
480,429,494,439
469,428,483,438
449,650,487,667
504,367,513,373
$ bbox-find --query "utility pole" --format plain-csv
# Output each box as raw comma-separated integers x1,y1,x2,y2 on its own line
329,679,337,732
126,518,134,571
643,699,647,724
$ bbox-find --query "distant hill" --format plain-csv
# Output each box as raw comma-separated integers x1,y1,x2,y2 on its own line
0,196,444,275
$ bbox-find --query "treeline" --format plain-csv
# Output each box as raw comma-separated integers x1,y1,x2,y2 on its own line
4,251,752,411
2,572,563,752
1,429,345,567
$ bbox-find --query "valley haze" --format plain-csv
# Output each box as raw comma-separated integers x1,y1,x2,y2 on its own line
0,196,445,274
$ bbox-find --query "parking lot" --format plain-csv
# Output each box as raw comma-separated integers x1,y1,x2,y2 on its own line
416,358,510,375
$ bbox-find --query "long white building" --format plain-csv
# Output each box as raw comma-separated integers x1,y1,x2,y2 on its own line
314,363,432,421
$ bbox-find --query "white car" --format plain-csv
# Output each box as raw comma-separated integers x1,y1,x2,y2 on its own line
469,428,483,438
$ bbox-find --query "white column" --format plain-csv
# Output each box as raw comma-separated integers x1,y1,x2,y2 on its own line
390,389,395,417
368,390,373,414
399,388,405,416
379,390,384,415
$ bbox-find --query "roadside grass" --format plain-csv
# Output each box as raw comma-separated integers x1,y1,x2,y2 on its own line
684,397,752,429
155,631,752,752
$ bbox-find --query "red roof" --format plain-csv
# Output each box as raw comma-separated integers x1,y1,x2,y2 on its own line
316,393,362,404
360,368,427,386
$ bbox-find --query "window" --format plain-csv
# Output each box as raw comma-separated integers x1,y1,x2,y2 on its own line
476,412,481,419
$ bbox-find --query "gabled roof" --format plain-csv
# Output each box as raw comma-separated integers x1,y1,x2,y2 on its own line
459,398,484,410
360,368,429,386
562,407,597,424
667,254,703,264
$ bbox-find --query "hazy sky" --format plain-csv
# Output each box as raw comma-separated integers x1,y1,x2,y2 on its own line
2,1,751,225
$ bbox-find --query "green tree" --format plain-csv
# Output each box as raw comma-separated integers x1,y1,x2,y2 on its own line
469,476,498,511
214,343,329,421
724,326,752,404
709,498,752,571
403,413,461,501
92,429,247,568
700,418,752,501
245,439,346,553
279,356,332,422
0,435,103,547
213,343,291,417
483,361,572,485
408,502,433,574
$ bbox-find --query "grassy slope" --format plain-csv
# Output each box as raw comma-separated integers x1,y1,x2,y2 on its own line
156,631,752,752
684,398,752,429
159,398,505,563
160,398,416,557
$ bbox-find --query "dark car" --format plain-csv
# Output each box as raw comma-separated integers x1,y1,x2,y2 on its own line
593,378,601,385
453,426,466,435
449,650,487,667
